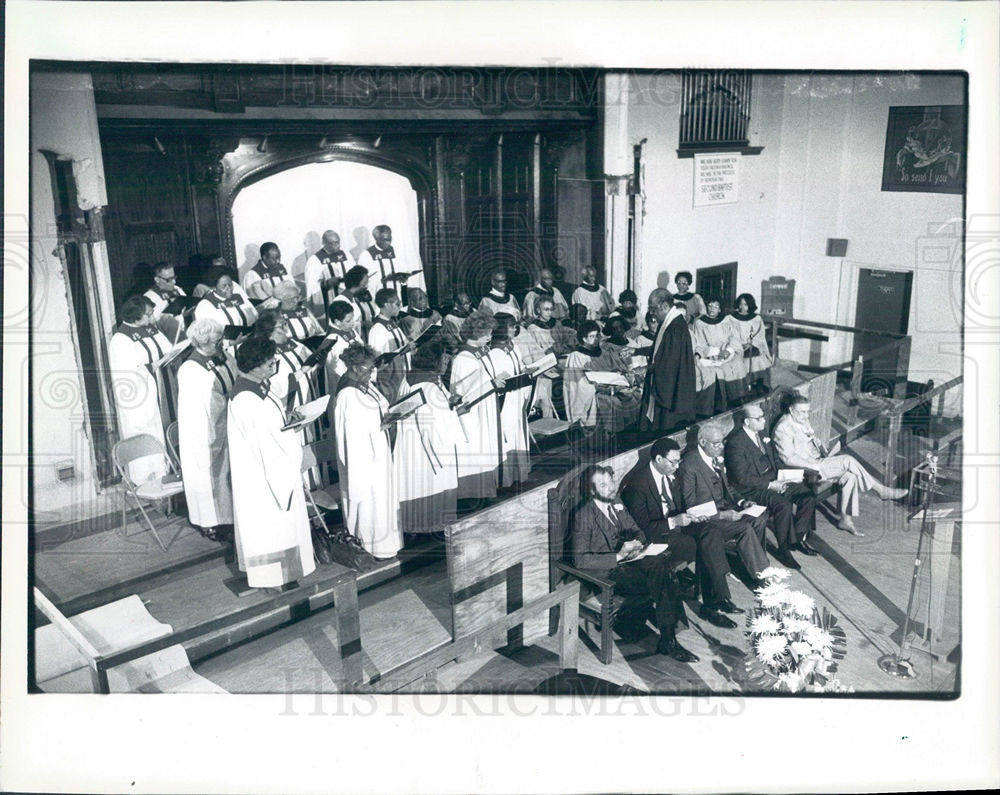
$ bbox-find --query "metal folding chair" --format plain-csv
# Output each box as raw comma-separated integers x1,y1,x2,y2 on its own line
165,420,181,473
300,437,342,534
111,434,186,551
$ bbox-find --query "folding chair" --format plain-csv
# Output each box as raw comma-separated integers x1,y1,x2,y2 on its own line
112,434,186,552
300,437,342,534
165,421,181,473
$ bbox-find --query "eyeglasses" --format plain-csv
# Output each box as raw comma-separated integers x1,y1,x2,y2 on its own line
156,274,177,282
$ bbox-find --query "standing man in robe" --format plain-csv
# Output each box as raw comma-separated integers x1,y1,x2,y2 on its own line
441,292,473,356
357,224,425,300
639,288,697,434
368,288,412,401
243,242,295,302
521,267,569,320
478,269,522,320
304,230,353,322
144,261,189,343
227,335,315,590
176,318,236,541
334,344,403,560
518,296,561,419
571,266,615,320
398,287,441,341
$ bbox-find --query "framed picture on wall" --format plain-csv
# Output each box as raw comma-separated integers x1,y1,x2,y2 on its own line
881,104,966,194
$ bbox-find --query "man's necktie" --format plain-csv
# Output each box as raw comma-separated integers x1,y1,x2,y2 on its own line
713,460,734,504
660,475,672,509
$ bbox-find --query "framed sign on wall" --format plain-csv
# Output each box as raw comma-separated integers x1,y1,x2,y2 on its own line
881,105,965,195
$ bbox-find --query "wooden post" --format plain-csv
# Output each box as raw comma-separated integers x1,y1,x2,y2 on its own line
557,581,580,671
331,576,363,689
33,587,107,693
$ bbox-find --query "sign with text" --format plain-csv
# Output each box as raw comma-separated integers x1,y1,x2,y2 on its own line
694,152,740,207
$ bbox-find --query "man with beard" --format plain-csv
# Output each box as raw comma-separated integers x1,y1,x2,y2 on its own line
398,287,442,341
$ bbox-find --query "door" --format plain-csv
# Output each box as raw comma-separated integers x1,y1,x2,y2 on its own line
852,268,913,393
696,261,737,308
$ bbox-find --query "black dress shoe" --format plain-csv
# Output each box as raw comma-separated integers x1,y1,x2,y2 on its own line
676,568,697,588
774,547,801,570
795,539,820,556
712,598,745,615
656,634,700,663
698,606,738,629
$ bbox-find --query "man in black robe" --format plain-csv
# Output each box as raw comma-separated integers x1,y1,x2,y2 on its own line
639,288,697,434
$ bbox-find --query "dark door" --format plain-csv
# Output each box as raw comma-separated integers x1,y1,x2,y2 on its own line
696,261,738,308
852,268,913,393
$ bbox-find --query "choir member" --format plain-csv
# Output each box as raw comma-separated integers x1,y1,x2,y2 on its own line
243,242,295,302
272,281,324,342
193,266,258,331
521,267,570,320
672,271,707,324
608,289,641,335
334,344,403,559
601,315,635,362
330,265,377,338
323,301,362,413
571,266,614,320
109,294,172,483
478,269,522,320
304,230,352,320
730,293,774,396
639,289,697,433
357,224,426,298
227,335,315,589
252,309,315,409
396,341,465,535
519,296,561,419
368,288,412,401
563,320,641,433
487,314,531,488
440,292,473,356
176,318,236,540
143,261,188,343
449,312,501,503
552,303,588,356
398,287,441,341
690,296,747,416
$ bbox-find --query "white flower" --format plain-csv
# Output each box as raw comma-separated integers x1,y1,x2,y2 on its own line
784,590,816,617
758,566,791,582
804,625,833,650
759,587,788,609
778,672,804,693
789,640,813,660
750,614,781,635
755,633,788,664
783,616,814,636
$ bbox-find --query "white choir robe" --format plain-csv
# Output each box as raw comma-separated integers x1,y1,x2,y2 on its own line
357,244,426,297
304,249,353,319
487,344,531,486
334,382,403,559
330,294,376,339
193,291,257,329
563,349,599,427
518,320,560,418
176,352,236,528
571,284,615,320
368,318,410,401
395,378,465,534
731,313,774,380
521,285,570,320
478,291,522,321
278,305,324,342
450,348,500,501
227,380,315,588
144,285,188,343
242,260,296,301
321,328,361,426
109,325,171,483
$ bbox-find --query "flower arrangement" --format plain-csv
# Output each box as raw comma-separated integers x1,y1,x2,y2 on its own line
742,568,852,693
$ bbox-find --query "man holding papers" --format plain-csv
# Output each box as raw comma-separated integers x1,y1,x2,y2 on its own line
572,465,698,662
725,405,819,569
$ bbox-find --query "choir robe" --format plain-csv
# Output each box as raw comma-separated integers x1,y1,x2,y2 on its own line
109,323,171,483
673,291,707,324
690,314,747,415
398,306,442,341
271,339,316,410
357,243,426,298
334,378,403,559
304,248,352,319
571,283,614,320
242,259,295,301
551,321,579,357
395,376,465,534
730,311,773,385
517,319,560,418
369,316,411,401
321,327,362,425
277,304,324,342
144,285,188,343
478,290,522,321
227,377,315,587
193,290,257,331
449,346,500,501
639,305,697,432
440,313,468,355
486,341,531,486
563,344,640,433
330,293,377,339
176,350,236,529
521,285,569,320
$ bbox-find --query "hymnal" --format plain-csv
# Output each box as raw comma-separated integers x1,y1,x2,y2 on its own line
162,295,199,315
380,389,426,430
281,395,330,431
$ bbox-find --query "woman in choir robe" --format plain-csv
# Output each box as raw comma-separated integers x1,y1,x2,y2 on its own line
672,271,707,324
487,314,531,488
731,292,773,396
449,311,501,504
322,301,362,426
601,315,636,362
368,288,412,402
518,296,560,419
608,289,641,337
330,264,377,340
176,318,236,540
690,296,747,416
109,295,172,483
396,341,465,535
334,344,403,559
272,280,324,342
227,335,315,589
563,320,641,433
193,266,258,334
252,309,315,409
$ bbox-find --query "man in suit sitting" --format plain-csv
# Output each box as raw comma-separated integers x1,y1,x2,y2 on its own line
677,424,771,599
621,437,745,629
773,393,907,536
725,404,819,569
572,465,699,662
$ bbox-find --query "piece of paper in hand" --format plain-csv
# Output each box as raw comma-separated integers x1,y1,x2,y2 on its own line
778,469,804,482
526,352,558,374
740,503,767,518
686,501,717,518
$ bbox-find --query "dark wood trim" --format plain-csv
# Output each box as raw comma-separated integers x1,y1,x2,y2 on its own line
676,145,764,158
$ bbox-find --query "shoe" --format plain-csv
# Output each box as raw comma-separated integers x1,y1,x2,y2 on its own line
676,568,697,589
774,547,801,570
656,633,700,663
712,598,745,615
698,605,738,629
880,486,909,501
795,539,820,556
837,517,865,537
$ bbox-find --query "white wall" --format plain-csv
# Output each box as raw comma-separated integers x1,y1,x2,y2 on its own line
30,71,115,517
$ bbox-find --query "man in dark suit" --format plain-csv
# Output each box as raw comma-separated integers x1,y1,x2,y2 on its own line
572,465,699,662
677,424,771,593
725,405,819,569
621,437,743,629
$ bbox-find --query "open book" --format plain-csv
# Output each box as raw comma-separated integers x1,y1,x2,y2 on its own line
161,295,200,315
382,269,423,283
222,324,250,341
622,542,670,563
525,352,558,376
584,371,630,387
150,338,192,369
380,389,427,430
281,395,330,431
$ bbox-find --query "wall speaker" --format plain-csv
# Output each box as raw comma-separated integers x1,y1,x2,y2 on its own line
826,238,848,257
